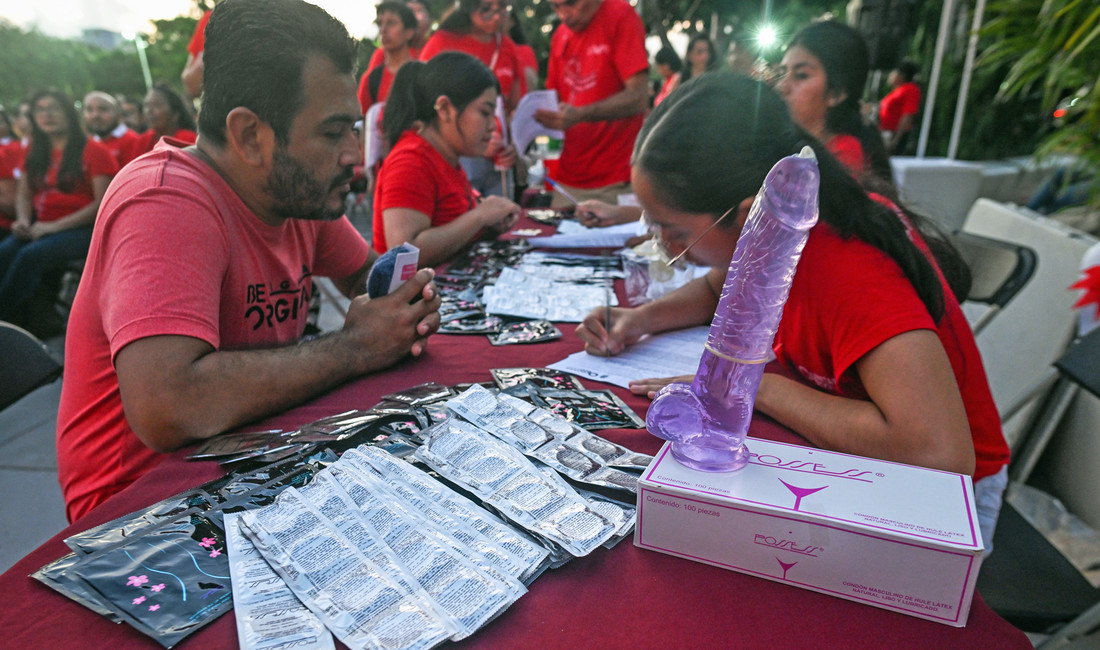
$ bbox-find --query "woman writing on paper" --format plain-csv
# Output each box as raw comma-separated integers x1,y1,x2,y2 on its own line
373,52,520,267
575,73,1009,550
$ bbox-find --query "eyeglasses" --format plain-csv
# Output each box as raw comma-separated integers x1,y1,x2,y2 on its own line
476,3,510,16
645,205,737,266
33,104,63,116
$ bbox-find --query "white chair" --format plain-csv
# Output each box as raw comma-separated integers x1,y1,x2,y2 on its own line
891,156,984,232
960,199,1098,449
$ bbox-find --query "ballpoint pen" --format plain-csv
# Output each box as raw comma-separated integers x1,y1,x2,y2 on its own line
546,177,580,206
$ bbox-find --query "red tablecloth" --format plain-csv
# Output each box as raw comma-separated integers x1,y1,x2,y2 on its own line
0,306,1029,649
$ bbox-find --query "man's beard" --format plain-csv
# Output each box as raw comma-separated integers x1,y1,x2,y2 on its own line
265,147,353,221
89,122,115,137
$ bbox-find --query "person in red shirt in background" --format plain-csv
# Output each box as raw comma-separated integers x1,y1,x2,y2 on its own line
0,89,118,324
652,46,682,108
420,0,521,200
358,2,418,113
0,107,20,235
879,60,921,155
505,7,537,96
82,91,143,168
535,0,649,208
366,0,433,73
374,52,520,267
776,21,893,191
182,9,211,100
117,95,147,134
133,84,198,155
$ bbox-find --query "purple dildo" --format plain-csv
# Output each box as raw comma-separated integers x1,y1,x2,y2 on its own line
646,147,820,471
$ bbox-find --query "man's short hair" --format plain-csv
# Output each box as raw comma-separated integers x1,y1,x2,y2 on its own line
896,60,919,82
377,1,417,30
199,0,359,146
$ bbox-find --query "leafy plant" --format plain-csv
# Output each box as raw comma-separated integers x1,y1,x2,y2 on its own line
980,0,1100,205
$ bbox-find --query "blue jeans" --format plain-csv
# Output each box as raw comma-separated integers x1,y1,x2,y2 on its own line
975,464,1008,556
0,225,93,321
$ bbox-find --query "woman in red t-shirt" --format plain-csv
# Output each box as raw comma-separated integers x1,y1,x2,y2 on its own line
775,21,893,190
576,74,1009,552
0,107,19,233
419,0,520,199
134,84,198,155
374,52,520,267
0,89,118,322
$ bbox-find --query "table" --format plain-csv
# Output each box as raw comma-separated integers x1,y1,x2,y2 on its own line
0,273,1029,649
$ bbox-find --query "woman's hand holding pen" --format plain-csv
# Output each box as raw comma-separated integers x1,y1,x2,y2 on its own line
575,201,643,228
576,306,646,357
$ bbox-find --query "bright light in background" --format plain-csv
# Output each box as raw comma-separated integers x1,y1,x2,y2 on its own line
756,25,778,49
0,0,377,39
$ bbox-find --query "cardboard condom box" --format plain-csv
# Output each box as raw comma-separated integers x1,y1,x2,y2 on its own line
635,437,984,626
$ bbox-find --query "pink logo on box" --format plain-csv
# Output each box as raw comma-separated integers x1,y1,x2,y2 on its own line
777,559,798,580
749,451,878,482
399,264,417,281
779,479,828,510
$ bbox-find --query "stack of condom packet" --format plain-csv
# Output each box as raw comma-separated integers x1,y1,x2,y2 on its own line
414,418,620,559
340,446,551,584
64,487,222,555
312,462,525,639
488,318,562,346
65,510,234,648
222,510,333,650
186,429,298,464
491,367,587,390
238,487,456,649
380,382,454,406
515,386,645,431
446,384,645,494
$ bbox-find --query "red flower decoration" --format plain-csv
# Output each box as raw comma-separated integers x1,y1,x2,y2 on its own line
1071,265,1100,318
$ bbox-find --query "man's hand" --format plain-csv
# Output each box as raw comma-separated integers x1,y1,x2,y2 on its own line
533,103,582,131
342,267,442,369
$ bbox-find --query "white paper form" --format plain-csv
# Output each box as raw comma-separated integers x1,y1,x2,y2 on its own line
510,90,562,154
483,267,616,322
525,219,647,249
548,326,710,388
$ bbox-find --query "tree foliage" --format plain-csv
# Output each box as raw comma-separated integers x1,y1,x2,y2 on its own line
980,0,1100,180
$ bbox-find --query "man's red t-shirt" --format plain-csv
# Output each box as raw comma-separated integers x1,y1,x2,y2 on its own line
57,139,369,522
879,82,921,132
368,45,421,73
134,128,198,156
31,139,118,223
419,31,520,111
357,64,397,113
545,0,648,189
773,220,1009,481
94,124,144,168
373,130,476,254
